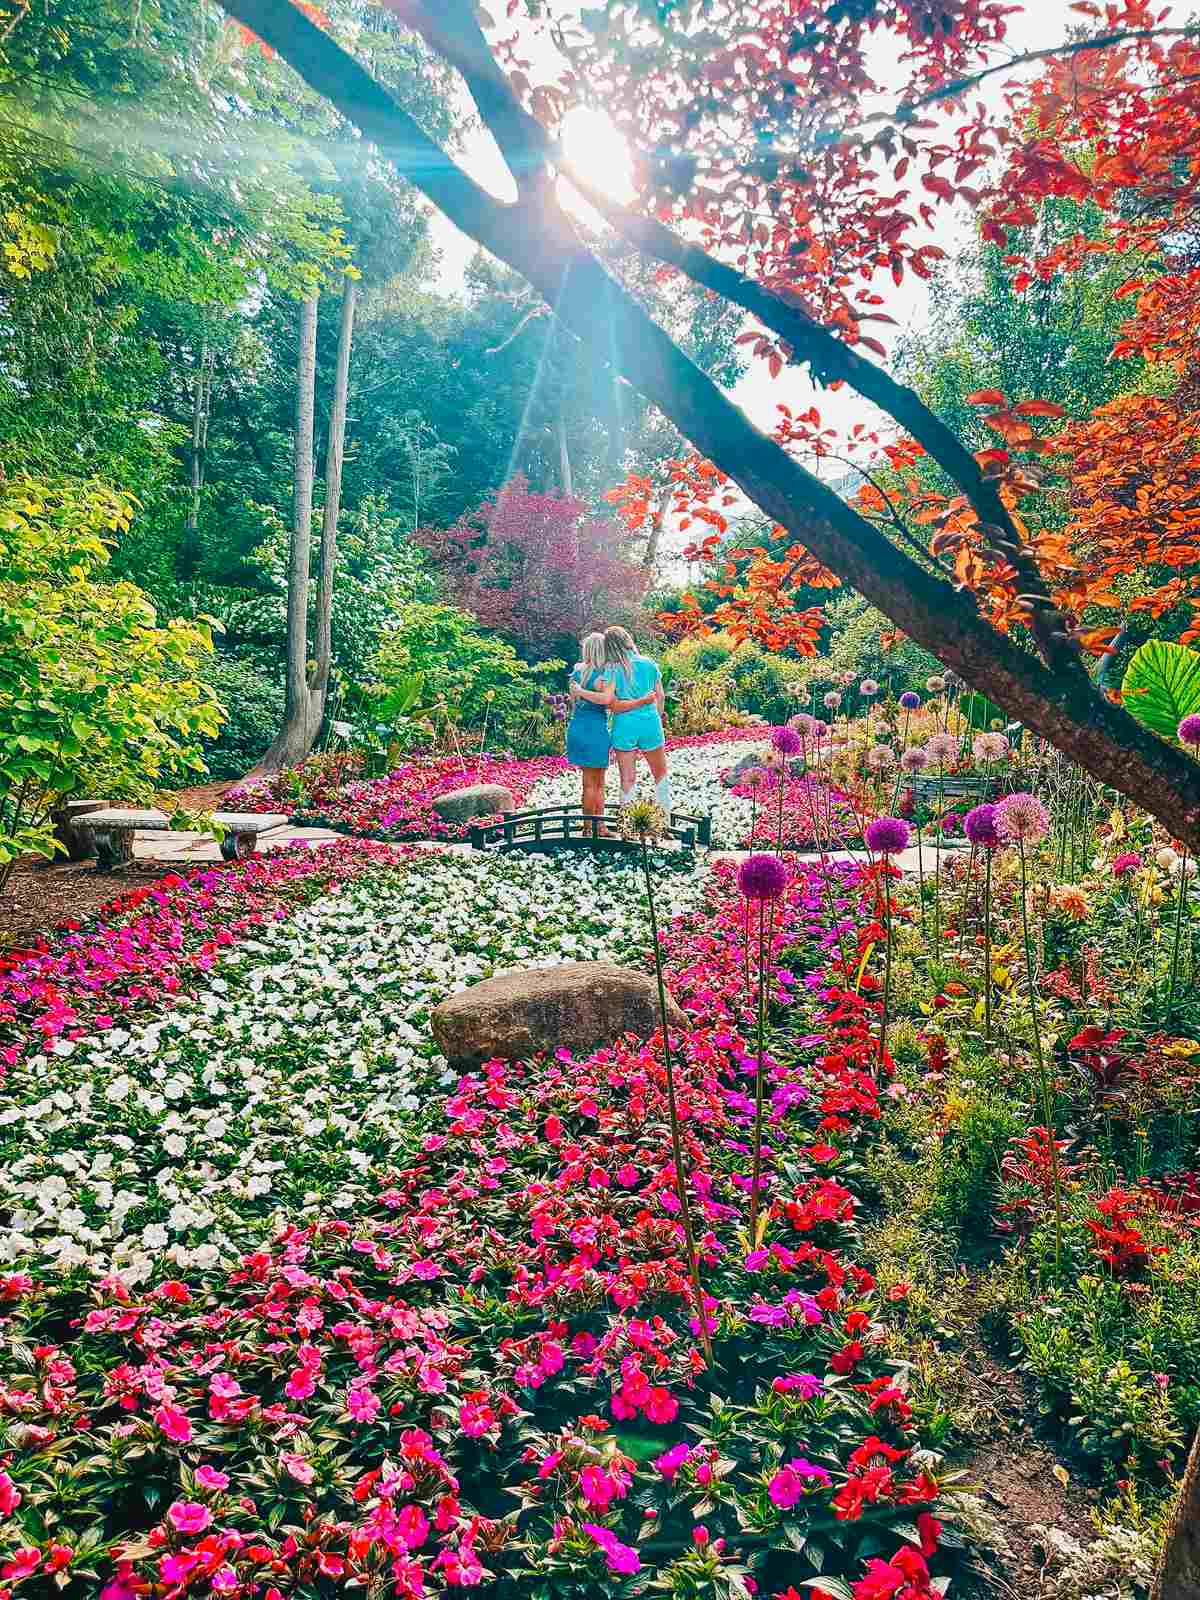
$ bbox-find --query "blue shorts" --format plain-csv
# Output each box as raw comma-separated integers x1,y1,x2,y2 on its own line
611,709,664,753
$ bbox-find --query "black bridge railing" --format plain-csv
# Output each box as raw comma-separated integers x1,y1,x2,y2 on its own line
468,804,711,852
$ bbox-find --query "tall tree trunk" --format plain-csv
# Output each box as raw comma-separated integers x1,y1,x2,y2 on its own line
1154,1428,1200,1600
250,290,319,777
642,480,671,574
556,410,573,498
311,277,357,716
183,339,212,576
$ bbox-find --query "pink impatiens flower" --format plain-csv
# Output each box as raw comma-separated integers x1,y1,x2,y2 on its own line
582,1522,641,1575
154,1403,192,1444
281,1452,315,1485
167,1500,212,1534
195,1465,230,1492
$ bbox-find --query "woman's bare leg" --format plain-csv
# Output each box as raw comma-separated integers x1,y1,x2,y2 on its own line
645,744,672,813
615,748,638,803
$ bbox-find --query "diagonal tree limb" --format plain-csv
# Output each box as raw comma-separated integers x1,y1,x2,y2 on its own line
214,0,1200,847
381,0,1085,683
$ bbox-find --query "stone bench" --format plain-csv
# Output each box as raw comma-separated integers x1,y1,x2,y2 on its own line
211,812,290,861
76,808,170,869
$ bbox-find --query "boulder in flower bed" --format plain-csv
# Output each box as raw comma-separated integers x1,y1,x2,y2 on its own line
721,751,769,788
430,959,686,1065
430,783,517,824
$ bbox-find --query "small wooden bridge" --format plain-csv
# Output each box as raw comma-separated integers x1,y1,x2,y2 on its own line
468,804,712,853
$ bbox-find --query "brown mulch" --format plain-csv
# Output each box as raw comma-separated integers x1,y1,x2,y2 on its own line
0,780,238,946
953,1324,1106,1596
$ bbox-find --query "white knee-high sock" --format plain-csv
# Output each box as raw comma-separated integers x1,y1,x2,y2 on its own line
655,774,672,812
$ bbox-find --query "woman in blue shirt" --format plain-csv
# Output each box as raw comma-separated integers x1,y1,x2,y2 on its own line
566,631,656,825
603,625,671,815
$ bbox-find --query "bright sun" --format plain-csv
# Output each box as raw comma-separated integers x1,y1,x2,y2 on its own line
559,105,636,210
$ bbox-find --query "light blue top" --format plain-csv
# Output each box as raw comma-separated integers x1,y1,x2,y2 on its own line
611,653,664,748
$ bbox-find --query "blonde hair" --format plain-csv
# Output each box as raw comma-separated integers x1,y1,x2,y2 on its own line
603,624,635,677
579,631,607,677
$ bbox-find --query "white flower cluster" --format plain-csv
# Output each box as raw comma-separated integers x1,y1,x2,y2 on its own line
2,849,713,1282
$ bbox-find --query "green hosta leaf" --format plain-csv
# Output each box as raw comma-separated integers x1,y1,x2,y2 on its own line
1122,641,1200,740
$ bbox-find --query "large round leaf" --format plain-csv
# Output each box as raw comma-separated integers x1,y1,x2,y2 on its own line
1121,640,1200,740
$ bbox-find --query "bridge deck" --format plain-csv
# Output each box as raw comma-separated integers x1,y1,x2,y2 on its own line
468,805,711,852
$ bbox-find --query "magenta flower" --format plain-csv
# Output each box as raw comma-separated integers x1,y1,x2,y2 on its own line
167,1501,211,1535
768,1457,832,1507
963,803,1001,850
738,853,789,901
194,1466,229,1492
154,1403,192,1444
583,1523,641,1575
865,816,910,856
1112,851,1142,878
655,1442,691,1479
771,724,804,757
1178,713,1200,744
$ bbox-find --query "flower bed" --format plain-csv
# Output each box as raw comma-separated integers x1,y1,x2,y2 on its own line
0,852,960,1600
0,839,403,1073
225,753,571,842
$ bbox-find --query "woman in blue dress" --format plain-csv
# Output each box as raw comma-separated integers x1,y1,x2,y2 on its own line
603,625,671,815
566,631,657,825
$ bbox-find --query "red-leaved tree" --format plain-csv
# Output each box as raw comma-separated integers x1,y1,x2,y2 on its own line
417,476,646,658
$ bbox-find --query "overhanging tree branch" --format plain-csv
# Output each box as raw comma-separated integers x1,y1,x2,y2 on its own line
214,0,1200,849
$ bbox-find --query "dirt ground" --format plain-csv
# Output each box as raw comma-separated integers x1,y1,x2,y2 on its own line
0,780,236,946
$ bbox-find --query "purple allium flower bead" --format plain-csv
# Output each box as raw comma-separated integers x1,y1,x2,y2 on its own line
788,712,818,738
865,816,911,855
738,852,789,901
899,691,921,711
859,678,880,696
900,746,928,773
1178,713,1200,745
866,743,896,771
771,724,804,756
994,790,1050,846
822,690,842,710
963,802,1001,850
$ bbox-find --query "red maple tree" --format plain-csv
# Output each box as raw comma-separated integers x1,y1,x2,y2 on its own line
417,476,646,658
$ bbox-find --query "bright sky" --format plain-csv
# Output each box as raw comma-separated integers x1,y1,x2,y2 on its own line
424,1,1187,560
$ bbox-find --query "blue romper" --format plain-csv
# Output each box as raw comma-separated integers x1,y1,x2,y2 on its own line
611,654,664,752
566,667,611,768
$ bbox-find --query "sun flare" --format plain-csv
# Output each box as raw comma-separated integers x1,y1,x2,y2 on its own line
559,104,636,208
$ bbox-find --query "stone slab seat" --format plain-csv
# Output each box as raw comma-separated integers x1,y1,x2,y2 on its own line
76,807,169,870
430,960,687,1067
211,811,290,861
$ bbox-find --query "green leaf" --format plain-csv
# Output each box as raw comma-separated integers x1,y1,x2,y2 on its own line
796,1581,852,1600
1122,640,1200,740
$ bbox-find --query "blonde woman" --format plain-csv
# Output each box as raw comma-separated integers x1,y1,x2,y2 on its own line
603,624,671,814
568,630,657,825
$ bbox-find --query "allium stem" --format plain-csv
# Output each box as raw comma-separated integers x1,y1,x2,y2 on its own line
983,851,993,1045
1017,840,1064,1272
748,898,770,1242
640,838,713,1364
1169,851,1189,1014
880,867,893,1076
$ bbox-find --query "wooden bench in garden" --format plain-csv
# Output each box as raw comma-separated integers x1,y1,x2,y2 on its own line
905,774,996,811
211,812,290,861
468,804,711,853
76,808,170,869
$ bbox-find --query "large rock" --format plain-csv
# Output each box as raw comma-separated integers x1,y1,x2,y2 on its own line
431,783,516,824
721,751,769,788
430,961,687,1066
